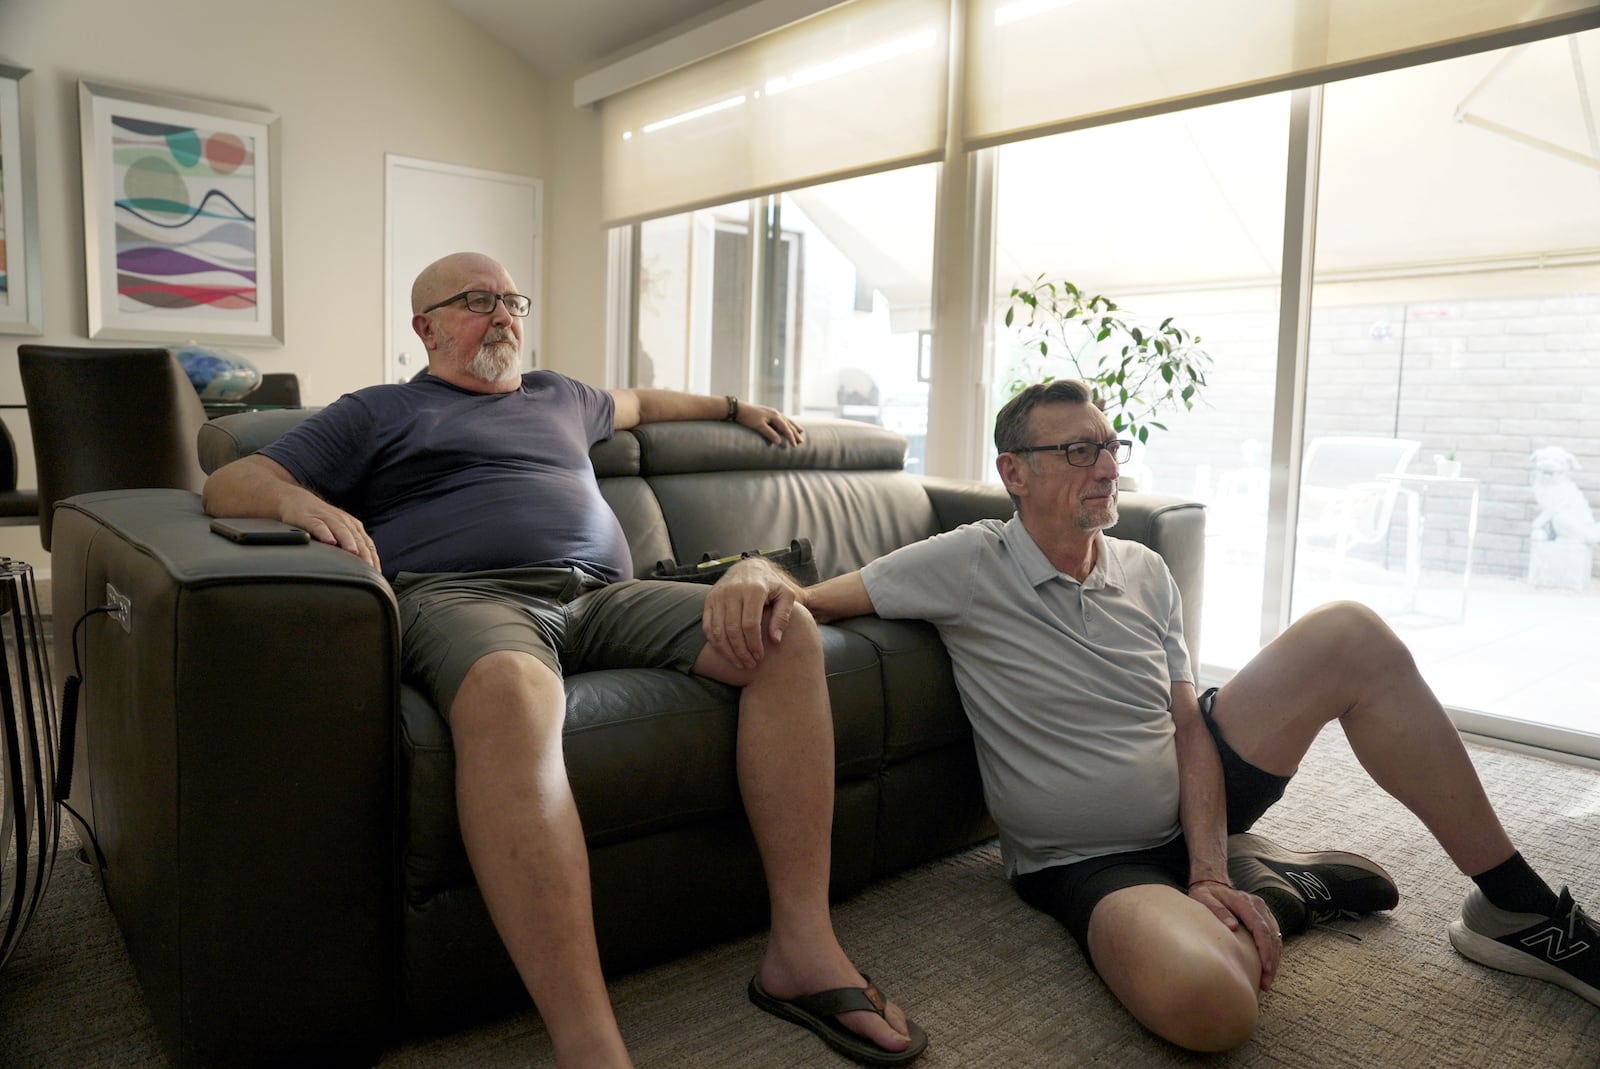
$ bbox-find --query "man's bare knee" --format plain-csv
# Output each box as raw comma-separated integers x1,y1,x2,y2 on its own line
1089,889,1261,1052
451,650,565,737
1143,970,1259,1052
766,601,820,661
1292,600,1415,677
1097,938,1258,1051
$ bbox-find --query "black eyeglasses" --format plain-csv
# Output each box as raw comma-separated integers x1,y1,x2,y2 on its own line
421,290,531,316
1012,438,1133,467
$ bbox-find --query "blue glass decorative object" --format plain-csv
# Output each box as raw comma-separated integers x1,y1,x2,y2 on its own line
171,344,262,402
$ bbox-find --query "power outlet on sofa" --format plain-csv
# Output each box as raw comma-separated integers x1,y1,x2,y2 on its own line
105,582,131,633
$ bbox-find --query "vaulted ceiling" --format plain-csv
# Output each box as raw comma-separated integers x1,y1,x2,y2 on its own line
445,0,744,78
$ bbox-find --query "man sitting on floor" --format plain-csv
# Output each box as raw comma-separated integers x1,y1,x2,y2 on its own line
704,378,1600,1051
203,251,925,1069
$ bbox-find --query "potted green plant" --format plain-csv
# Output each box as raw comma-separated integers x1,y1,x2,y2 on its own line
1002,275,1213,445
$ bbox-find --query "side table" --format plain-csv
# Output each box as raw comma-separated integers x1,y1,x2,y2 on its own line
1377,472,1481,621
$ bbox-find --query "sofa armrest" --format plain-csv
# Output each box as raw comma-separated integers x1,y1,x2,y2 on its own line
51,488,400,1067
1108,495,1207,666
198,408,321,472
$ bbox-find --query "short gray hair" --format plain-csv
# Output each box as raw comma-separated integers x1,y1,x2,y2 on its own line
994,379,1095,456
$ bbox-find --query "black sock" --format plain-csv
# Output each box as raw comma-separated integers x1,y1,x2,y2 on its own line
1472,852,1560,915
1260,890,1307,936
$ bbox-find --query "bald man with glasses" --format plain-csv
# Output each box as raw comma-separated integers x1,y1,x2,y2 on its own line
704,377,1599,1052
203,252,927,1068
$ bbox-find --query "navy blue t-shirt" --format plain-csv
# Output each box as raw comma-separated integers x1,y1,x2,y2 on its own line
259,371,631,582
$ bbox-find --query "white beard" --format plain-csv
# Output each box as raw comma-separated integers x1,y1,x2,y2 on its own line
467,338,520,383
1077,481,1119,531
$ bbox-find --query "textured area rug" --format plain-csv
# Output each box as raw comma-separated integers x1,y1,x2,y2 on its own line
3,731,1598,1068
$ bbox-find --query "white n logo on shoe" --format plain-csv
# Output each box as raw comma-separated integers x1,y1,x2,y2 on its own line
1520,925,1591,963
1285,869,1331,901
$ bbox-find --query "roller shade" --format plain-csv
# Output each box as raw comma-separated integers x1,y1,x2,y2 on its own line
599,0,950,226
964,0,1600,149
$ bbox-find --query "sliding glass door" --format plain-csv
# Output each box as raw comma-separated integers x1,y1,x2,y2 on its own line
630,165,939,470
1299,32,1600,747
991,93,1293,672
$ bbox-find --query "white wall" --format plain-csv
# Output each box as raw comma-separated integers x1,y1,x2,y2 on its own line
540,73,610,385
0,0,553,568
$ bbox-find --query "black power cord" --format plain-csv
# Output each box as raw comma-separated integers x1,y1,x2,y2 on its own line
55,604,115,869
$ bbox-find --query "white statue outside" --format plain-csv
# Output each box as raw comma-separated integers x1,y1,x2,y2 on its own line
1530,446,1600,543
1527,445,1600,590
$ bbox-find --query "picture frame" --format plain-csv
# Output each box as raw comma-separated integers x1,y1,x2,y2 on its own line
0,63,43,336
79,80,283,345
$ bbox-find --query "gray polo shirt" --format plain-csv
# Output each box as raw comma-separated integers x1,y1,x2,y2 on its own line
861,517,1193,877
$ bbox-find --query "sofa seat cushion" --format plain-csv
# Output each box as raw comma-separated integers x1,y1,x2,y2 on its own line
399,623,885,894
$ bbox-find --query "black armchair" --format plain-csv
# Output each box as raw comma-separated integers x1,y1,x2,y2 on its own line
18,345,208,550
0,420,40,527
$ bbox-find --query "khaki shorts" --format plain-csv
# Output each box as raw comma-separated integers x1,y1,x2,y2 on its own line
394,567,712,718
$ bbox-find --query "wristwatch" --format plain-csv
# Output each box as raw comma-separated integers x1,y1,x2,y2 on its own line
724,395,739,422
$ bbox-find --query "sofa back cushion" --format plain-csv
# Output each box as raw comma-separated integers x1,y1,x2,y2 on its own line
644,470,938,579
199,410,932,581
623,419,935,580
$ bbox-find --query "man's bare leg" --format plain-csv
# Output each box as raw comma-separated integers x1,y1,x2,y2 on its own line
450,650,632,1069
1088,886,1263,1051
1213,600,1514,876
693,604,915,1055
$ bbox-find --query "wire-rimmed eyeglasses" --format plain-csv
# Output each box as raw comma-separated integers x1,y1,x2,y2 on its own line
421,290,531,316
1011,438,1133,467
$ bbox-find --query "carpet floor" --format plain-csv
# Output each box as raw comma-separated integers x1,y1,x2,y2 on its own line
3,731,1598,1068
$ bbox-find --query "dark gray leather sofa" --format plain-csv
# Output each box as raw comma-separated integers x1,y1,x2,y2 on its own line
50,414,1205,1068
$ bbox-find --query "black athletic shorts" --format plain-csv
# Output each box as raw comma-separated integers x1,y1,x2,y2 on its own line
1012,686,1290,957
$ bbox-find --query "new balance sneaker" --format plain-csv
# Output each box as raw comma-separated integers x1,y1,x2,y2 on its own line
1448,886,1600,1006
1226,832,1400,935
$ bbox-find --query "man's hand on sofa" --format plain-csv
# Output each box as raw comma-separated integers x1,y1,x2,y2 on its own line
282,498,382,570
703,558,800,669
732,400,806,447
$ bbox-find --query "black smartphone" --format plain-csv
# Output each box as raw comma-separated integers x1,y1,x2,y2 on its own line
209,518,312,545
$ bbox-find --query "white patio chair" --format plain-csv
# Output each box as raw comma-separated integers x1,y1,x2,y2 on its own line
1297,436,1422,594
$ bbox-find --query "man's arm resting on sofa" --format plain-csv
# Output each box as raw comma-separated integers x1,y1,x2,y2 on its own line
608,387,805,446
703,558,875,669
203,454,381,568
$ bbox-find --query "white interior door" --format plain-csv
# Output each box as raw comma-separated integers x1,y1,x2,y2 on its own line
385,155,541,384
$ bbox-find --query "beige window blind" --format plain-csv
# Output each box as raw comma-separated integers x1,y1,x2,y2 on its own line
963,0,1600,149
599,0,950,226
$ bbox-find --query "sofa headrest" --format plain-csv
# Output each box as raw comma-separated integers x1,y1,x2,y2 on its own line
199,409,907,478
628,418,907,475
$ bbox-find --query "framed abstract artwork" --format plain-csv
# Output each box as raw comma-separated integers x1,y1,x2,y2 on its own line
79,81,283,344
0,63,43,336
